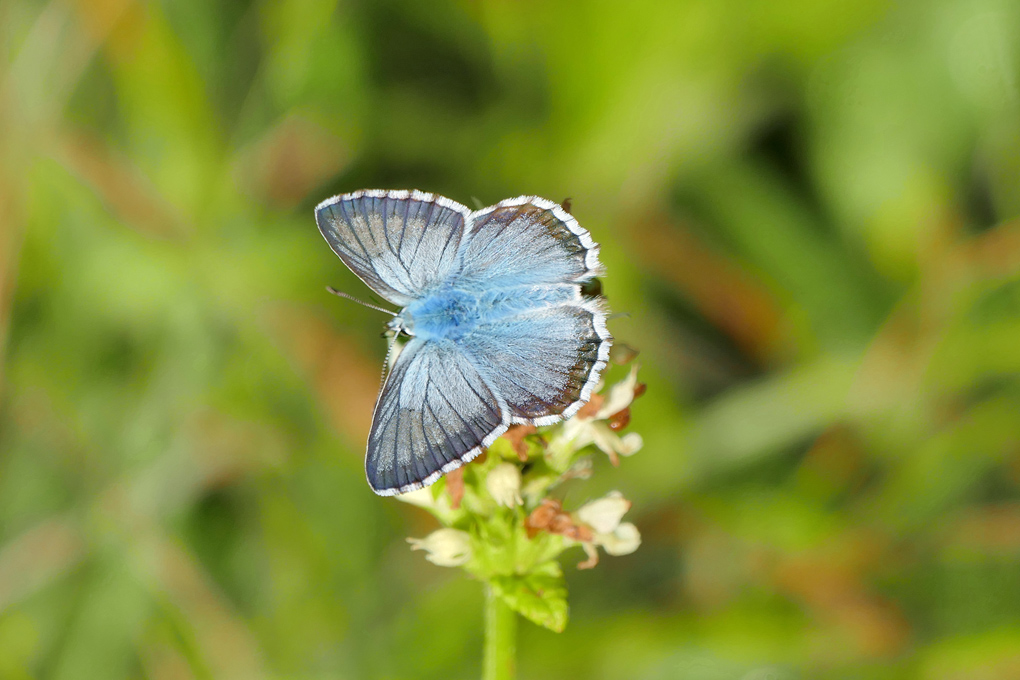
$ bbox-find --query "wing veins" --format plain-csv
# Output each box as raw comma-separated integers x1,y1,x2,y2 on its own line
397,197,412,264
433,375,491,446
409,199,437,265
424,397,461,466
418,378,444,476
493,367,560,413
338,200,386,287
452,356,502,424
325,205,371,270
379,198,409,280
437,213,460,270
361,197,411,291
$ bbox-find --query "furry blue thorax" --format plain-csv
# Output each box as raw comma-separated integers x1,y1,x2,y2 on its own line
400,285,579,341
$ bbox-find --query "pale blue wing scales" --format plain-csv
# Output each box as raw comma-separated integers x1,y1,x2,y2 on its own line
453,196,603,289
366,338,509,495
461,299,612,425
315,190,470,305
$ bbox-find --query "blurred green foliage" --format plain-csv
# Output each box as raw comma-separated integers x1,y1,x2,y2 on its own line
1,0,1019,678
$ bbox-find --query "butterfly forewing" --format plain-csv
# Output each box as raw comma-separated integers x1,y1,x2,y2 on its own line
366,338,509,495
316,190,470,305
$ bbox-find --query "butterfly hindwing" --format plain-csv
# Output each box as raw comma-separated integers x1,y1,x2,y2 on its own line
462,298,611,425
366,337,509,495
316,190,471,306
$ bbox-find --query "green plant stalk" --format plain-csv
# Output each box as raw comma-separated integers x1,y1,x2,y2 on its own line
483,582,517,680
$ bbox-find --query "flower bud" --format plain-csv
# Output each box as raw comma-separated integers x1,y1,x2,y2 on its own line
486,463,523,507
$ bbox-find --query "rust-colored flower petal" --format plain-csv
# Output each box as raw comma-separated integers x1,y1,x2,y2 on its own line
502,424,537,461
525,499,561,537
574,393,604,419
549,513,573,535
446,468,464,509
607,407,631,431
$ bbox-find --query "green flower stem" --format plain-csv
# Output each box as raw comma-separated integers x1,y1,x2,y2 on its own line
483,582,517,680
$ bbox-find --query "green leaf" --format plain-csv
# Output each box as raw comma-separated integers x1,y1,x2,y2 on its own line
490,562,568,633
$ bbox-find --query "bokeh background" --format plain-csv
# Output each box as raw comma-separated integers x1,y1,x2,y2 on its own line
2,0,1020,678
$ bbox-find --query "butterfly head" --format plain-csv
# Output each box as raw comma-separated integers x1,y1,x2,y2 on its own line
386,314,414,338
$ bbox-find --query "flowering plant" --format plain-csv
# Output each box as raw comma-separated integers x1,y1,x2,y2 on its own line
398,362,645,678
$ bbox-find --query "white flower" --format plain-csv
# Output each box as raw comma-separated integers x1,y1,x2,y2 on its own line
574,491,641,568
548,365,643,466
588,426,643,462
407,528,472,567
577,491,631,533
599,522,641,556
595,365,640,419
551,416,643,467
486,463,523,507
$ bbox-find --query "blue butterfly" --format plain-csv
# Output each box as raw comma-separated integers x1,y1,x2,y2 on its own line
315,190,612,496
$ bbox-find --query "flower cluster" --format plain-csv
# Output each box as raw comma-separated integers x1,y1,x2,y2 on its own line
399,363,644,632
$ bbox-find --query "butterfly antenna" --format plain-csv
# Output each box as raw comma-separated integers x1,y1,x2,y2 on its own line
326,287,398,316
